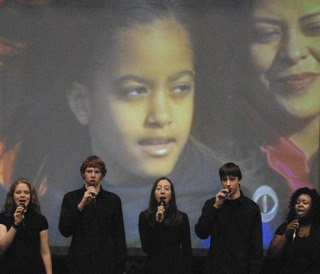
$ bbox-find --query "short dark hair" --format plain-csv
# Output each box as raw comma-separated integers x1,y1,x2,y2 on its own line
219,162,242,181
80,155,107,178
53,0,195,89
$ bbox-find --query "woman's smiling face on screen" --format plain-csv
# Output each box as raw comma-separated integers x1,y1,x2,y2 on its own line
250,0,320,119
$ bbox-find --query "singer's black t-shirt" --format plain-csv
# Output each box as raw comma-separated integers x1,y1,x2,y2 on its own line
0,208,48,274
273,223,320,274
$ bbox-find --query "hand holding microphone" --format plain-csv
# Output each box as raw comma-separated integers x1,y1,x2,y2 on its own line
214,187,231,208
156,197,166,222
78,186,97,211
19,200,26,219
285,216,300,241
13,200,26,225
292,215,300,242
224,187,232,199
88,186,97,199
86,186,97,200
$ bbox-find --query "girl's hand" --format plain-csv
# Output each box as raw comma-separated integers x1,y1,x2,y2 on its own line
13,205,25,225
156,205,165,222
285,219,299,237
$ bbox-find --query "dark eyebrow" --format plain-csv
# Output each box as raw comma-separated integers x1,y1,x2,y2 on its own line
168,70,195,82
300,11,320,22
252,17,285,27
253,11,320,26
114,75,153,87
114,70,195,87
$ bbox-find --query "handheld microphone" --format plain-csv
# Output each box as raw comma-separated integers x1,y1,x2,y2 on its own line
19,200,26,219
159,197,166,207
158,197,166,221
224,187,232,199
88,185,96,198
292,215,300,242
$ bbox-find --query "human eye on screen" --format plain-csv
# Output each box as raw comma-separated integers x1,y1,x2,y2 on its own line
171,82,193,98
251,25,282,43
118,86,148,100
304,21,320,36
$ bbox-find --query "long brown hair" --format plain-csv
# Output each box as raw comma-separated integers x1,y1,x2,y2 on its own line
1,178,41,216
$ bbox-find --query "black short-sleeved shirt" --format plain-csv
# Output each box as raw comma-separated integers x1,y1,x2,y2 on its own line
273,223,320,274
0,209,48,274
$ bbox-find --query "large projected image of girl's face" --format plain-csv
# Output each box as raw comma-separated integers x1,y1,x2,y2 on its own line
250,0,320,119
71,18,194,179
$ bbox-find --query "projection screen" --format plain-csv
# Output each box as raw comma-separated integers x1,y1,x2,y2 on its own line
0,0,319,251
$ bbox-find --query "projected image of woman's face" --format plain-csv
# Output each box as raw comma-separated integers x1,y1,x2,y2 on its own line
250,0,320,119
74,18,195,179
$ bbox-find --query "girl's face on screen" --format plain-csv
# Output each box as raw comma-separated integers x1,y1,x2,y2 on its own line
250,0,320,119
87,18,194,179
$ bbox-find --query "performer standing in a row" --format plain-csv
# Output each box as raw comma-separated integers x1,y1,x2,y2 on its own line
59,155,127,274
139,177,193,274
266,187,320,273
195,162,263,274
0,178,52,274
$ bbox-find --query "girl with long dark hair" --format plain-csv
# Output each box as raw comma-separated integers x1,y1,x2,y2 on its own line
265,187,320,273
138,177,193,274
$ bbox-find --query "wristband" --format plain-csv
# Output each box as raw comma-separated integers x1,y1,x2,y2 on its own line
12,223,21,230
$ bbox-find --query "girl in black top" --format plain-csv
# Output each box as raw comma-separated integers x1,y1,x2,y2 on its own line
139,177,193,274
266,187,320,274
0,178,52,274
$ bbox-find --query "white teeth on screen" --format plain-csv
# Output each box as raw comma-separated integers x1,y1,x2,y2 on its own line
156,148,167,155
